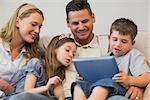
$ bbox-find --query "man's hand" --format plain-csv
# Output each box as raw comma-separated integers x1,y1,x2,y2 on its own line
0,79,15,95
125,86,144,100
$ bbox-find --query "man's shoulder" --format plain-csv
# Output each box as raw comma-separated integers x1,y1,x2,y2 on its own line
94,33,108,39
39,33,71,49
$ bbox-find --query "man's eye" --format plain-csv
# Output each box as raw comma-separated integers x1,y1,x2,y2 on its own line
82,19,88,24
72,22,79,25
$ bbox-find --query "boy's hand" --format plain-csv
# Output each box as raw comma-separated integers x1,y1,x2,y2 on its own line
0,79,15,95
112,70,131,86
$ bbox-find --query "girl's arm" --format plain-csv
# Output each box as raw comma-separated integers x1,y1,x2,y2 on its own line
24,73,47,93
113,70,150,87
24,73,62,94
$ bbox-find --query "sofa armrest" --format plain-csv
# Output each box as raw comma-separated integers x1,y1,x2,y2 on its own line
143,83,150,100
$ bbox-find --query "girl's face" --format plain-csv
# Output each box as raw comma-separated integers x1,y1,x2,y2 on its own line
16,13,43,43
56,42,76,66
109,31,135,57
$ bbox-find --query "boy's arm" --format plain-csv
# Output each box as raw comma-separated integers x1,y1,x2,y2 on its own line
113,70,150,87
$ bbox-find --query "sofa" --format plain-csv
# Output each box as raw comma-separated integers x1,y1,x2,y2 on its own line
40,32,150,100
134,32,150,100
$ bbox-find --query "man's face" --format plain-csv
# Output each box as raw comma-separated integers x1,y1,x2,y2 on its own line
67,9,95,43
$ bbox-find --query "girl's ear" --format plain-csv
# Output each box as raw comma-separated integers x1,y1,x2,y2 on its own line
55,48,58,55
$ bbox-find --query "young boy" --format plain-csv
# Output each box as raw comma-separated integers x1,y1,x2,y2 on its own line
72,18,150,100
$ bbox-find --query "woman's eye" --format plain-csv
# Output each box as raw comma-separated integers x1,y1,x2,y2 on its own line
32,24,36,27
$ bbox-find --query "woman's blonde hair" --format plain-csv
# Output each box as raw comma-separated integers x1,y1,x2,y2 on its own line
45,34,75,82
0,3,44,60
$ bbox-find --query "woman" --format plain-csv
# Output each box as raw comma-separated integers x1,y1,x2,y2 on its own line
0,3,44,99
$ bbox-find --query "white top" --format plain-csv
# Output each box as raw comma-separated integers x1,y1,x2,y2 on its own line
115,48,150,76
0,38,27,83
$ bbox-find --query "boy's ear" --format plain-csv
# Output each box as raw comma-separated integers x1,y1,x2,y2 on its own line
108,35,111,39
132,40,135,45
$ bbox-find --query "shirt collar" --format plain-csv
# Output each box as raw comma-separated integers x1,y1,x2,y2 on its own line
74,34,98,48
3,40,26,53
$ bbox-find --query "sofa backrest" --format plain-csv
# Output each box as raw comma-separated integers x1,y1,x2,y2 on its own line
134,32,150,61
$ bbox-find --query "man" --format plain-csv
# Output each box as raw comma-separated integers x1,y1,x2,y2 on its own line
9,0,145,100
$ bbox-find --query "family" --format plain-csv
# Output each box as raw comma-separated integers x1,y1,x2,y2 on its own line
0,0,150,100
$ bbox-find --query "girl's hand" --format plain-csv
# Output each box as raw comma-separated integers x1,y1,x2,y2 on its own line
112,70,131,86
46,76,62,90
76,74,83,80
0,79,15,95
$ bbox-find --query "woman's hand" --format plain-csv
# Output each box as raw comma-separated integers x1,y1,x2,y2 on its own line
0,79,15,95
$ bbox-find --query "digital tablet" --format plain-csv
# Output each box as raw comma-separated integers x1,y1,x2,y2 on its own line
73,56,119,83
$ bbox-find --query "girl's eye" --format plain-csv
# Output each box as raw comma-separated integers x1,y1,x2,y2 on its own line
66,49,70,52
32,24,36,27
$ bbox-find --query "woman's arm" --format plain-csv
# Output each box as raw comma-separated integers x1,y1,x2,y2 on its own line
0,79,15,95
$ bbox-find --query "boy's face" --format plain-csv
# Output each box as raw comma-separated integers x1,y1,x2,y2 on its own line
109,31,135,57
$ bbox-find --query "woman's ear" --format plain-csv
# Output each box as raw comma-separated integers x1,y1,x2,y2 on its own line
16,17,20,28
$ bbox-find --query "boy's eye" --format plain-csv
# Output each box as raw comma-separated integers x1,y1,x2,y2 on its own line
121,40,128,44
112,37,117,41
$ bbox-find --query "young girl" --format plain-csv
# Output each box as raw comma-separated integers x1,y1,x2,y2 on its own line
72,18,150,100
9,34,77,100
0,2,44,99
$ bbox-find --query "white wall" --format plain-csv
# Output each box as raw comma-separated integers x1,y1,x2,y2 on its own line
148,0,150,32
0,0,149,37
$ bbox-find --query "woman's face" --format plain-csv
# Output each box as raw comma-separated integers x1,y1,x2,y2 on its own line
16,12,44,43
56,42,76,66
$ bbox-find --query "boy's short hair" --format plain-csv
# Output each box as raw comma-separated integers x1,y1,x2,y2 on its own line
110,18,137,41
66,0,93,19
